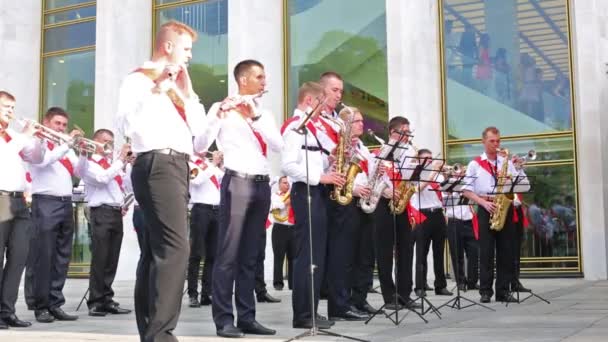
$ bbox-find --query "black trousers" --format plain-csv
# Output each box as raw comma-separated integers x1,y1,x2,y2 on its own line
415,210,448,291
512,206,524,285
132,206,147,255
26,195,74,311
0,194,31,317
212,172,270,328
132,152,190,342
447,218,479,287
272,223,295,289
187,204,218,298
254,228,268,297
350,206,375,307
478,205,516,297
291,183,327,322
326,198,357,316
374,198,413,304
87,206,123,308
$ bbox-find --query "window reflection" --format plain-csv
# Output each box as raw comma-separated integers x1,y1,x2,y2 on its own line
46,0,92,10
288,0,388,142
44,20,96,53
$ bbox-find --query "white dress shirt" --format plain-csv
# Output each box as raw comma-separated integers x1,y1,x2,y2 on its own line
189,158,223,205
270,191,294,226
462,152,530,196
283,108,336,172
281,115,325,185
114,61,207,156
353,139,374,190
410,174,445,210
77,154,125,208
29,141,79,197
194,99,282,175
0,129,45,192
444,192,474,220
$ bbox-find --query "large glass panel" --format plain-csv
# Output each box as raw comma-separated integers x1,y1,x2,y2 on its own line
43,51,96,135
45,5,96,25
288,0,388,142
442,0,573,140
46,0,93,10
44,20,96,53
156,0,228,109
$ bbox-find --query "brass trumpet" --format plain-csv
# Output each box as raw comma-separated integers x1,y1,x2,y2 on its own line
441,163,466,175
513,149,536,169
12,117,74,146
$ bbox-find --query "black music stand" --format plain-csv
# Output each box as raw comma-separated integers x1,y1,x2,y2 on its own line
435,176,494,312
492,175,550,307
364,138,428,325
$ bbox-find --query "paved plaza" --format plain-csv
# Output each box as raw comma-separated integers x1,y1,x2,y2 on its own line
1,278,607,341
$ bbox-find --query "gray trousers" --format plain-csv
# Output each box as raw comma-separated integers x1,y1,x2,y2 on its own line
0,194,31,317
132,152,190,342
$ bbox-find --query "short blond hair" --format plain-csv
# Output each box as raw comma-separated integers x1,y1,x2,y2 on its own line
155,20,197,48
297,82,324,103
339,106,361,121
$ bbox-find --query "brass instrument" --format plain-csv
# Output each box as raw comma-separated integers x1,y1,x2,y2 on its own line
441,163,466,176
189,152,219,179
513,149,536,169
490,148,513,231
388,141,418,214
359,130,391,213
324,105,362,206
11,117,73,145
271,193,291,222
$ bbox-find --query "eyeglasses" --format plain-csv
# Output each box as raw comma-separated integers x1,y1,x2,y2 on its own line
352,119,364,123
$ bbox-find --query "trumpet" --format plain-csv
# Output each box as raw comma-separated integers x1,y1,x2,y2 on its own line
513,149,536,169
367,129,386,145
441,163,466,176
12,117,74,146
74,137,113,155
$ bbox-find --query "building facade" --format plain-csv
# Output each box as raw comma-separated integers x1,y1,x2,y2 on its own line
1,0,607,280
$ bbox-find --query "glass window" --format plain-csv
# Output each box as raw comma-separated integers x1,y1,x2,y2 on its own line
155,0,228,109
43,51,96,134
44,20,96,53
442,0,573,140
287,0,388,142
46,0,93,10
45,5,96,25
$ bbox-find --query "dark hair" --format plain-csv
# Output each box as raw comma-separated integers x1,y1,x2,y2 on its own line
93,128,114,140
233,59,264,82
0,90,16,101
417,148,432,157
388,116,410,133
319,71,343,85
482,126,500,138
44,107,69,121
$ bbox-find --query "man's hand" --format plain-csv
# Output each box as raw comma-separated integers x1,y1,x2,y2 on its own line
353,185,371,198
480,199,497,214
320,172,346,187
382,187,396,199
21,120,40,138
153,64,180,93
118,143,131,162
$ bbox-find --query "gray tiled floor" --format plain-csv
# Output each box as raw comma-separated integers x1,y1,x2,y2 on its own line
1,278,607,341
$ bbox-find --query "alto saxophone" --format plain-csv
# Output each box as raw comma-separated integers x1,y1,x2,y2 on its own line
359,136,395,214
388,141,418,215
490,148,513,231
271,193,291,223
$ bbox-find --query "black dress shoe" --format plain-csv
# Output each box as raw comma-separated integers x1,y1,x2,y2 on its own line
189,296,201,308
399,297,422,310
414,289,426,297
496,294,518,303
88,306,108,317
273,283,284,291
355,301,379,315
216,324,244,338
435,288,453,296
468,283,480,290
257,292,281,303
103,303,132,314
0,319,7,329
384,302,404,311
329,310,369,321
480,294,491,303
2,314,32,327
316,314,335,326
200,295,212,306
293,318,332,329
424,284,434,291
35,309,56,323
49,307,78,321
237,320,276,335
457,283,467,292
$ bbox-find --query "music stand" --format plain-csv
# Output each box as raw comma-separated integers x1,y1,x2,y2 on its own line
434,176,494,312
492,175,550,307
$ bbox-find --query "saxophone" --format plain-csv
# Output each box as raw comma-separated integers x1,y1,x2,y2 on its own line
388,142,418,215
490,148,513,231
323,109,362,206
359,134,396,214
271,193,290,223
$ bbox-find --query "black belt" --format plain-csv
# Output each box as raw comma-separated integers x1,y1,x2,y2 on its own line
93,204,121,211
141,148,190,161
420,207,443,214
301,145,322,152
0,191,24,198
32,194,72,202
225,169,270,182
195,203,220,210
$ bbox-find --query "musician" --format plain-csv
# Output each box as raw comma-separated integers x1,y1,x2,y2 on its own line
195,60,282,338
77,129,131,316
411,149,452,297
444,169,480,291
187,151,223,308
281,81,345,329
26,107,80,323
115,21,207,341
373,117,419,310
270,176,295,291
462,126,529,303
0,90,44,329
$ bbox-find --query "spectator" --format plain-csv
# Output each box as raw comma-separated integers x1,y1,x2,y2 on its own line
494,48,511,104
475,33,492,94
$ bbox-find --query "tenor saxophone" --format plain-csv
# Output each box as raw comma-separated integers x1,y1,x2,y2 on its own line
490,148,513,231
